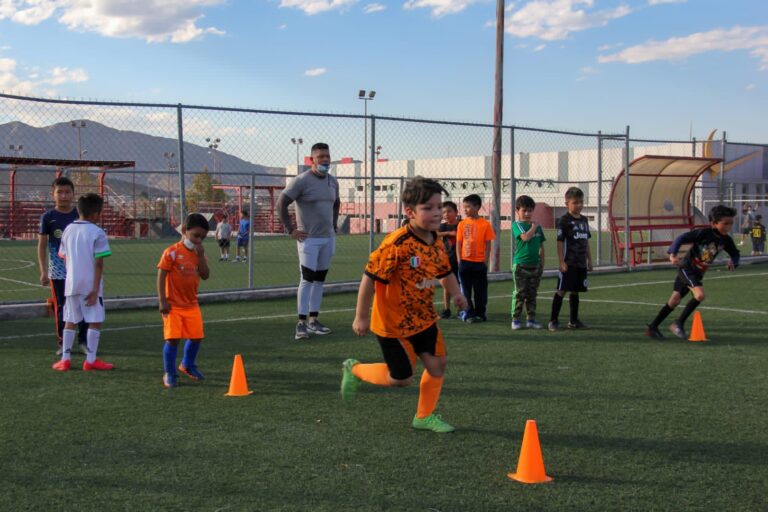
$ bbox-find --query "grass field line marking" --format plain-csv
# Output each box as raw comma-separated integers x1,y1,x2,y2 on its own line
0,259,35,272
0,275,45,288
531,297,767,315
573,271,768,292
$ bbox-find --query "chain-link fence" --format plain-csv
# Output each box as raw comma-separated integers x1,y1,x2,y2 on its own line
1,93,766,304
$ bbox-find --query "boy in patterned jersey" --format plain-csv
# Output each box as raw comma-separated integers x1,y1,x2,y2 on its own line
157,213,211,388
342,177,467,433
646,205,740,340
37,177,88,355
750,214,765,256
549,187,593,331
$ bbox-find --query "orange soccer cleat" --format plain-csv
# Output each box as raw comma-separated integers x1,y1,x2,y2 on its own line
83,359,115,371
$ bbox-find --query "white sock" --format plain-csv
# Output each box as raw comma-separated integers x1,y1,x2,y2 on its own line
86,328,101,364
61,329,76,361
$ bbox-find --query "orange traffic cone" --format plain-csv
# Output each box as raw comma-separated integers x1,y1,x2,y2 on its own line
225,354,253,396
508,419,553,484
688,311,708,342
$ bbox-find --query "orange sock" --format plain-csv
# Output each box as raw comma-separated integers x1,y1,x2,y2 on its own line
416,370,444,419
352,363,391,387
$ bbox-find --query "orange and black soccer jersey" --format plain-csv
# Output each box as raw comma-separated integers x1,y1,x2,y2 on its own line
365,225,452,338
157,241,202,309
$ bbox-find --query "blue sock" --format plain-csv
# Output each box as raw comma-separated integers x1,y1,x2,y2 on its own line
163,343,178,374
182,340,201,369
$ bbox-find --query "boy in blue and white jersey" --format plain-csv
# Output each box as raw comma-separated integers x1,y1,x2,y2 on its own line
235,209,250,263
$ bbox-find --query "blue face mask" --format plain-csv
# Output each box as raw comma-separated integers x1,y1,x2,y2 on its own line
316,164,330,174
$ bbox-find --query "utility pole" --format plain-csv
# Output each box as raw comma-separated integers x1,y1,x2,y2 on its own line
490,0,504,272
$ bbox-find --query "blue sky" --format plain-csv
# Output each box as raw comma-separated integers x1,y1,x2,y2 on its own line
0,0,767,144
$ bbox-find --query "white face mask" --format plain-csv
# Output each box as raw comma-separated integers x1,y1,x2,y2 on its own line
183,238,196,250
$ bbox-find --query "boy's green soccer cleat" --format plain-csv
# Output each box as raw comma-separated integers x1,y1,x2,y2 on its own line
340,358,360,402
412,414,455,433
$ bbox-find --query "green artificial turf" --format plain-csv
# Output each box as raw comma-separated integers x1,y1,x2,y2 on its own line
1,266,766,511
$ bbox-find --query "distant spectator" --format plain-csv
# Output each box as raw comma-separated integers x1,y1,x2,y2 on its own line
215,213,232,262
739,204,755,246
751,214,765,255
235,209,250,263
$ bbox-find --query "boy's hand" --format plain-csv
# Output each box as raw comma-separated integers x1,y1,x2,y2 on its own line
453,294,469,311
85,290,98,306
726,260,735,271
669,254,680,266
194,243,205,256
559,262,568,273
587,261,594,272
291,229,308,242
352,316,370,337
159,299,171,316
39,272,50,287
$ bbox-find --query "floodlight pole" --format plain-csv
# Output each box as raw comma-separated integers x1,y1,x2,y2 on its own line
719,131,727,203
489,0,504,272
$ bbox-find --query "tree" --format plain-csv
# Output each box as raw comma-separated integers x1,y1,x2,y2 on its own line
185,168,227,213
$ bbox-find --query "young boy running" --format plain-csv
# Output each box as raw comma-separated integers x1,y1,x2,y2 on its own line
751,214,765,256
549,187,593,331
437,200,460,319
235,209,250,263
215,213,232,261
456,194,496,323
157,213,211,388
511,195,546,330
52,193,114,372
38,177,88,355
342,177,467,433
645,205,740,339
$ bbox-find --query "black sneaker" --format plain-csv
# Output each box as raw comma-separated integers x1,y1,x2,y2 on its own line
440,309,452,319
547,321,559,332
645,324,664,339
294,321,310,340
567,320,589,329
669,321,687,340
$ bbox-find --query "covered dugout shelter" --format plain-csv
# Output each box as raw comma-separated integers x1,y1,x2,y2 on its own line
608,155,721,266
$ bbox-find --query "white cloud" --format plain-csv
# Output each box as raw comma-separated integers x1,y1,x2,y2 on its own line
304,67,327,76
533,44,546,51
745,83,755,91
576,65,597,80
598,25,768,71
363,3,385,13
648,0,686,4
403,0,483,18
0,54,88,95
279,0,357,15
278,23,288,29
597,42,622,51
506,0,632,41
0,0,226,43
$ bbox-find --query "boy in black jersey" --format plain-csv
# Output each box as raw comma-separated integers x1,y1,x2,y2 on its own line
548,187,593,331
645,205,740,340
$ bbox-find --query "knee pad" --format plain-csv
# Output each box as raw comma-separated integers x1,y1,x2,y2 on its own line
300,265,315,283
314,269,329,282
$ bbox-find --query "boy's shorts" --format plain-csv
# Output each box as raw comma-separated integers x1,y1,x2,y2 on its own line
63,295,105,324
376,323,445,380
163,306,204,340
556,267,588,293
752,240,765,252
217,239,230,248
673,267,703,296
236,236,249,248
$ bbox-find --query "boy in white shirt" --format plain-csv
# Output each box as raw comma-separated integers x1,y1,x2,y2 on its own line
52,193,114,372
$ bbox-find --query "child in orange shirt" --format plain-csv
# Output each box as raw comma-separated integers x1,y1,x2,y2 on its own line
157,213,211,388
342,177,467,433
456,194,496,322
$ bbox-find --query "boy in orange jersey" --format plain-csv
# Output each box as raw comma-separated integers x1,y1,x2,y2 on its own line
157,213,211,388
342,176,467,433
456,194,496,322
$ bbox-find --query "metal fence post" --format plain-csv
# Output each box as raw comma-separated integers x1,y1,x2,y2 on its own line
369,116,376,254
624,125,631,269
509,126,516,267
596,130,603,267
397,176,404,227
176,104,187,223
691,136,697,213
719,131,727,202
248,173,255,289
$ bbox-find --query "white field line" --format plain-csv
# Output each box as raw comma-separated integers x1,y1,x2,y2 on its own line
0,275,46,288
1,271,765,341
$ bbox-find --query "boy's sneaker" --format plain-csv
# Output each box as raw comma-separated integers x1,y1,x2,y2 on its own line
307,320,332,335
548,321,559,332
295,321,310,340
56,346,63,356
412,414,455,433
52,359,71,372
78,343,89,355
458,310,471,322
511,319,522,330
340,358,360,402
163,372,178,388
645,324,665,339
242,257,247,263
567,320,590,329
527,320,543,329
179,364,205,381
234,257,240,262
83,359,114,371
440,309,452,319
669,321,687,340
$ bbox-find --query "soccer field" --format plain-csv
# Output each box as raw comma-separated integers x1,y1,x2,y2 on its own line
1,266,767,511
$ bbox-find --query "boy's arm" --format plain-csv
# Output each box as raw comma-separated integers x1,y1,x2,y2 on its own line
586,243,593,271
667,230,697,265
557,240,566,272
352,274,375,336
85,258,104,306
195,245,210,280
439,273,468,311
37,234,49,286
724,236,740,270
484,240,492,266
157,269,170,314
539,244,546,272
519,222,539,241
